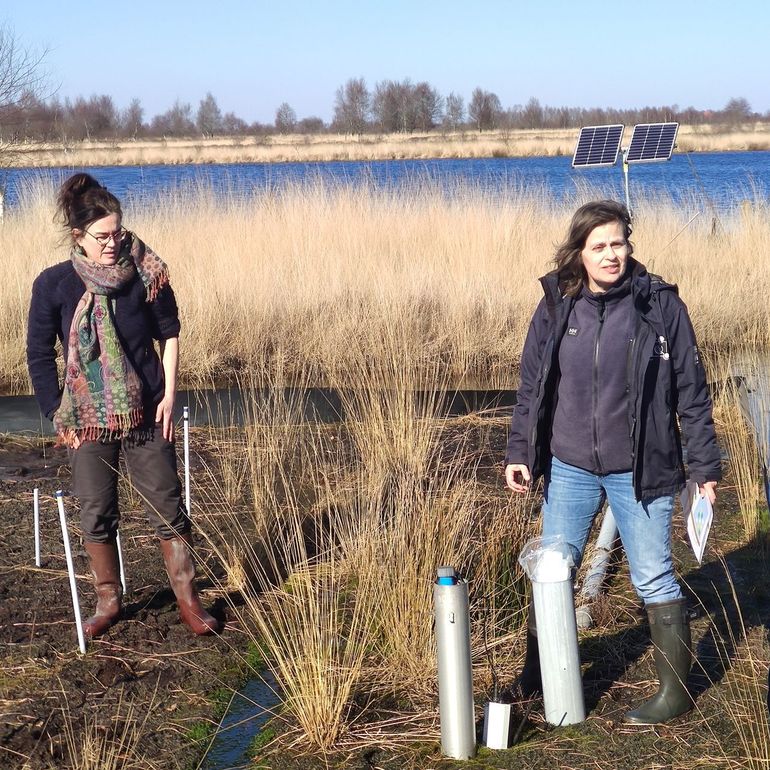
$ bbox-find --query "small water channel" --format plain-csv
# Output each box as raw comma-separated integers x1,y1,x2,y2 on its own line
0,386,516,434
199,672,280,770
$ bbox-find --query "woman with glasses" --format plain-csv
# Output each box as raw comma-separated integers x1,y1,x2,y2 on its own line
26,172,219,638
504,200,720,724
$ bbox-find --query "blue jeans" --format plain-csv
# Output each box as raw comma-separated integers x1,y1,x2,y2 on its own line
541,456,681,606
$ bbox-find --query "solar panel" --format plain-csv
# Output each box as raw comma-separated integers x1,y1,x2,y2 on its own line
626,122,679,163
571,125,624,168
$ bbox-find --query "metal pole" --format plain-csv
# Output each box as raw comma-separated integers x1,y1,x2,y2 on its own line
55,491,87,654
183,405,191,516
736,371,770,512
434,566,476,759
576,506,619,630
622,149,632,215
33,487,41,567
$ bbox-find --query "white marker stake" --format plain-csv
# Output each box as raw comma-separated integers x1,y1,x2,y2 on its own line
33,488,41,567
183,405,191,516
116,530,127,594
55,491,87,654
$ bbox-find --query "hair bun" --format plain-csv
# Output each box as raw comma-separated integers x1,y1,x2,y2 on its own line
63,172,103,197
56,172,110,228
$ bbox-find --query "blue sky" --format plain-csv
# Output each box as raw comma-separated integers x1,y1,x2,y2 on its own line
5,0,768,124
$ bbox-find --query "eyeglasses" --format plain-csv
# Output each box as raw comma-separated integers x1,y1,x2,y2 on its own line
84,227,127,248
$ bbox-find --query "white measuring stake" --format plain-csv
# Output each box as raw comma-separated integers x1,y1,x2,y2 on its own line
55,491,87,654
33,487,41,567
116,530,127,594
183,405,191,516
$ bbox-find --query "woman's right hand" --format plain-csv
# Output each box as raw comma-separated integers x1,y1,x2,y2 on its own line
505,463,531,493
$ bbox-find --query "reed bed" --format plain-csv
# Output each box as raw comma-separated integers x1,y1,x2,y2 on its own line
4,180,770,396
196,355,537,752
8,122,770,167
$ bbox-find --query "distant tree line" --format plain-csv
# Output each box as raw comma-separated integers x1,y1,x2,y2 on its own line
0,78,764,144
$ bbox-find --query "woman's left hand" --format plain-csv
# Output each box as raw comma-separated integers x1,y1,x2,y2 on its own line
156,337,179,443
155,394,175,442
699,481,717,505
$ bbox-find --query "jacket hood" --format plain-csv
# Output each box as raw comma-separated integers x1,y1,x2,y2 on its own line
539,257,677,313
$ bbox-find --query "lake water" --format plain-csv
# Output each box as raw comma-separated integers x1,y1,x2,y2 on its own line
4,151,770,212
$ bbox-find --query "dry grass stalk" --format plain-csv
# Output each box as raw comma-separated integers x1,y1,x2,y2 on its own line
698,562,770,769
59,686,159,770
711,346,770,537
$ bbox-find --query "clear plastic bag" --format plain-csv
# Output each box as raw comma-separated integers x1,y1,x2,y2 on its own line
518,535,575,583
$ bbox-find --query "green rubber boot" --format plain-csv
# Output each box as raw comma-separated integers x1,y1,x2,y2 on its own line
625,598,692,724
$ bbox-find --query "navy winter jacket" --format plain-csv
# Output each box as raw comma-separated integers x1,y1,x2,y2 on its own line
26,260,180,421
504,259,721,500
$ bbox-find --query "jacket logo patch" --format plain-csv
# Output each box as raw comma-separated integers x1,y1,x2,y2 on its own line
653,336,670,360
567,327,579,336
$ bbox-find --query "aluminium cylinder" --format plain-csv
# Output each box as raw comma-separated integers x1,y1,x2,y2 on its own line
434,566,476,759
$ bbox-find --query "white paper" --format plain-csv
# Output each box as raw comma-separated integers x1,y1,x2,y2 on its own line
681,480,713,564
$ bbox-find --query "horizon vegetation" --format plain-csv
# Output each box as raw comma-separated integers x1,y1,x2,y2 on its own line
4,122,770,168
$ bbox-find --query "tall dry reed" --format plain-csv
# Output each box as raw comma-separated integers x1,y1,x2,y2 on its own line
6,180,770,396
194,345,537,750
698,563,770,770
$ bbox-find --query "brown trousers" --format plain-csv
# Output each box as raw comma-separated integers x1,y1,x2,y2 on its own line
70,425,190,543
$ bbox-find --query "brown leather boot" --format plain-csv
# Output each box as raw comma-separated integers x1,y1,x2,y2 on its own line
83,541,123,639
159,533,219,635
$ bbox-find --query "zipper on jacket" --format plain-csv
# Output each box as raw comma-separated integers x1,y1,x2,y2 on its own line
626,317,641,439
592,299,606,474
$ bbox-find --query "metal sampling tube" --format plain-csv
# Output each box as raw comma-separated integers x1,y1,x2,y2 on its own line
520,538,585,726
434,566,476,759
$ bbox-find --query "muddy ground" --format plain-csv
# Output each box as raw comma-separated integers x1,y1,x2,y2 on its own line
1,426,769,770
0,434,251,770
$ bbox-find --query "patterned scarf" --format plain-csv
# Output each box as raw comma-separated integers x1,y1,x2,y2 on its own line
54,233,170,447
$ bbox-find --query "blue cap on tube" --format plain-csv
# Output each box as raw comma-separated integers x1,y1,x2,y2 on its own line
437,566,458,585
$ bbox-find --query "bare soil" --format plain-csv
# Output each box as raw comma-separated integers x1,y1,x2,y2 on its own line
0,435,248,770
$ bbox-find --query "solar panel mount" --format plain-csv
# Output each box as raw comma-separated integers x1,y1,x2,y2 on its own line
571,124,624,168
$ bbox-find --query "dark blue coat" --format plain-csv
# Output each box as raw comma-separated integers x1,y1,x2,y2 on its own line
505,259,721,500
26,260,180,421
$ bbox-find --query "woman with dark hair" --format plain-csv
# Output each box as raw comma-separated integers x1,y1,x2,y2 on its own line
26,172,219,638
504,200,720,724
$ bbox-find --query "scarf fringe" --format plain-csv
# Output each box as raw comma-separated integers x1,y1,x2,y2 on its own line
56,408,144,449
145,268,170,302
